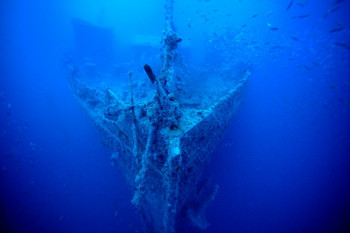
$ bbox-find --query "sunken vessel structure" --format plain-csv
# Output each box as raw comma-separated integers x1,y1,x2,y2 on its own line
66,0,249,232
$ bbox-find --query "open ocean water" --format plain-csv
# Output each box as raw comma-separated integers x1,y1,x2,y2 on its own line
1,0,350,232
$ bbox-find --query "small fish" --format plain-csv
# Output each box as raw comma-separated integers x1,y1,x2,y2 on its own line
334,42,350,49
312,61,320,66
335,20,345,26
297,1,309,7
0,92,5,101
291,36,299,41
270,45,283,49
266,11,274,17
267,22,279,30
110,152,119,166
187,23,191,28
27,160,34,167
303,65,312,70
324,6,340,18
329,27,345,33
334,0,345,4
286,0,294,11
298,14,311,19
330,5,340,12
252,14,258,18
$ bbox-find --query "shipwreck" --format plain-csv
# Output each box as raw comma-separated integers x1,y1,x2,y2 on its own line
65,0,249,232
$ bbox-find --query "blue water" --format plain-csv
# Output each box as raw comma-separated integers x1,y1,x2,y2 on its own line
1,0,350,232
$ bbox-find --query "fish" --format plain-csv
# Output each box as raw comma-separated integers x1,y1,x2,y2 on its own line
297,14,311,19
24,120,29,129
270,45,284,49
329,27,345,33
0,92,5,101
334,42,350,49
335,20,345,26
110,152,119,166
312,61,320,66
291,14,311,19
266,22,279,30
266,11,274,17
291,36,300,41
286,0,294,11
324,6,340,18
296,65,311,70
334,0,345,5
330,5,340,12
252,14,258,18
303,65,312,70
297,1,309,7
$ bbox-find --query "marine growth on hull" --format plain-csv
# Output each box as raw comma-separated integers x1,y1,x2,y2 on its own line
65,0,249,232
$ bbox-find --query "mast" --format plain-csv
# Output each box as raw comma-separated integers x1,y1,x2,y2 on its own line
142,0,182,130
160,0,182,95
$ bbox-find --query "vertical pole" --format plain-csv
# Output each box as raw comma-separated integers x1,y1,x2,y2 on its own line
128,71,139,166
